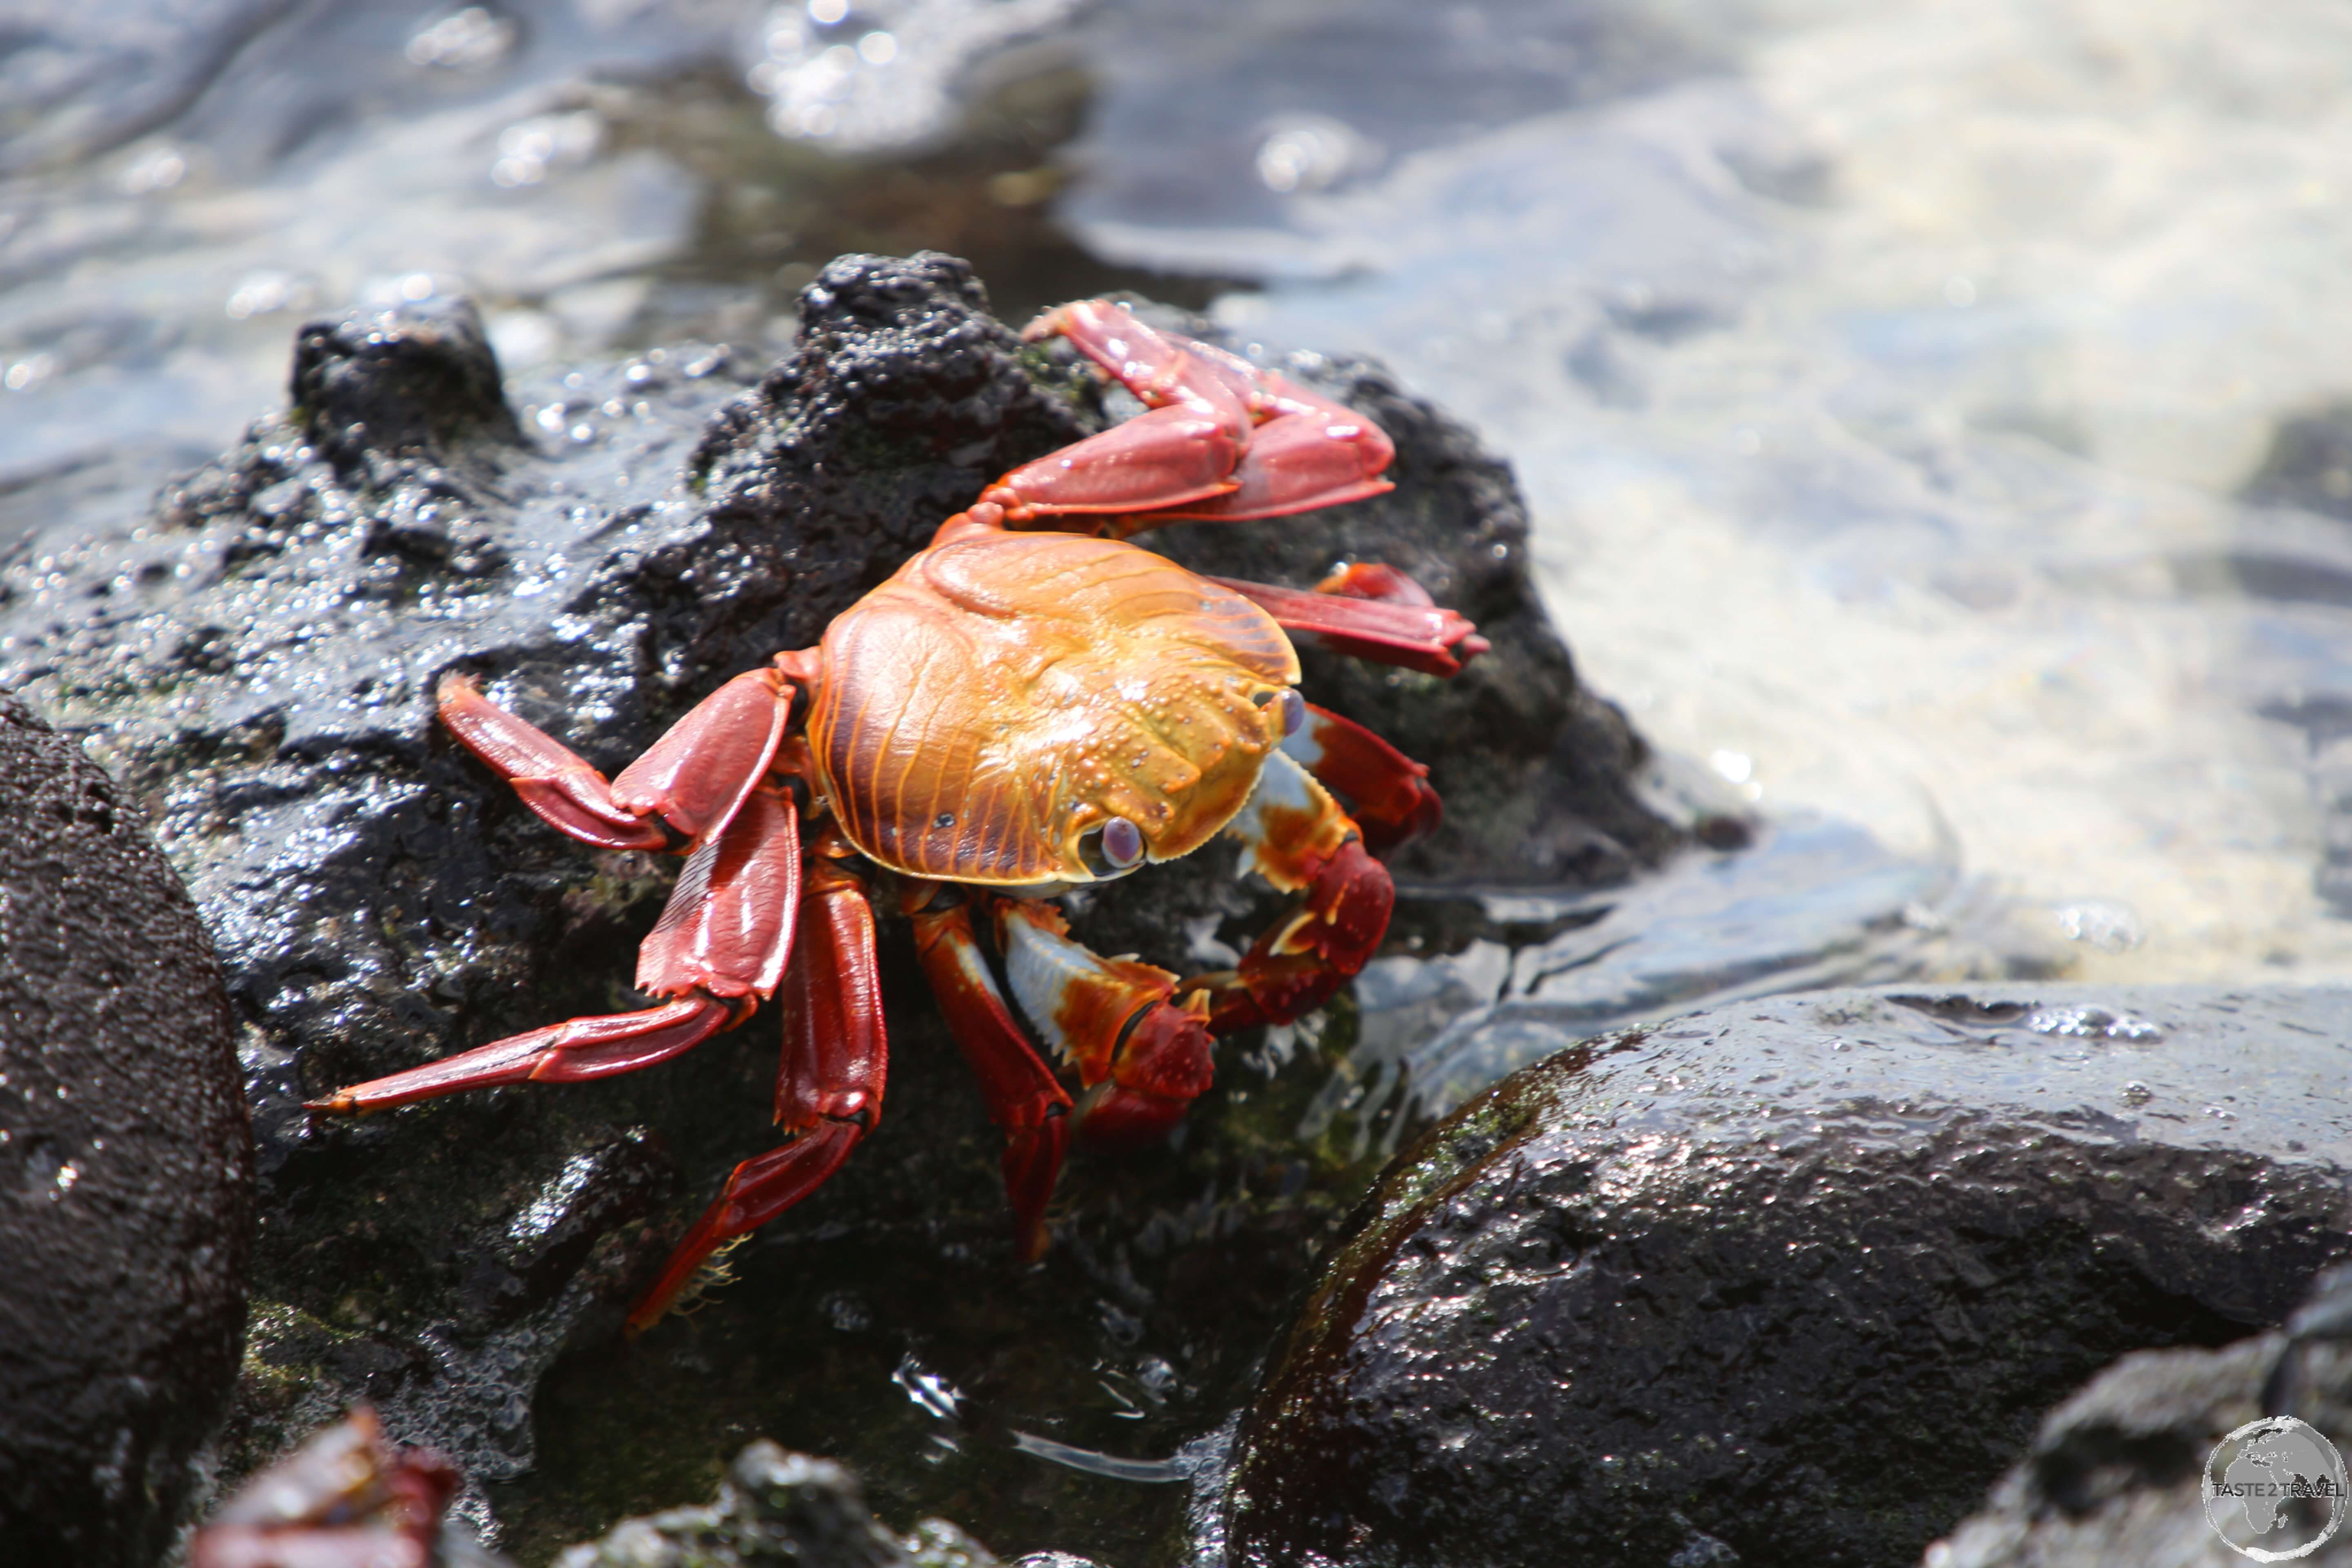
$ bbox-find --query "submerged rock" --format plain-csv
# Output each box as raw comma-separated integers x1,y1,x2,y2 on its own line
551,1439,1044,1568
1215,985,2352,1568
0,696,252,1565
0,251,1675,1547
1929,1265,2352,1567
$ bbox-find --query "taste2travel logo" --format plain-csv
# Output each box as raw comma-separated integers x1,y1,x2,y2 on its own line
2204,1417,2349,1560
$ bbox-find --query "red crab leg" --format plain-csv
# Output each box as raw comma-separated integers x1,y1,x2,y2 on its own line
627,854,886,1333
906,890,1074,1261
982,403,1249,521
993,899,1216,1150
1315,560,1432,604
1204,573,1488,677
1010,300,1394,528
1281,701,1442,854
1192,751,1394,1033
307,787,800,1114
986,298,1252,520
439,668,792,851
1116,390,1395,524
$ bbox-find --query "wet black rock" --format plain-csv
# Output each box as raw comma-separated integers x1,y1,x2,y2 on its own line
0,249,1677,1550
290,294,525,470
1215,985,2352,1568
0,696,253,1565
1929,1265,2352,1566
552,1439,1054,1568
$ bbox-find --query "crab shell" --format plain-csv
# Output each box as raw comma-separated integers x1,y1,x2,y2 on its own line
807,529,1299,885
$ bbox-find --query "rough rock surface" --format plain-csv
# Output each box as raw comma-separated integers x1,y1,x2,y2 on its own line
1928,1265,2352,1567
1214,985,2352,1568
550,1438,1087,1568
0,696,253,1565
0,251,1677,1549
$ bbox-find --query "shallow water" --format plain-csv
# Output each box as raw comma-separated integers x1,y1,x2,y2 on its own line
13,0,2349,992
1069,0,2352,990
10,0,2352,1558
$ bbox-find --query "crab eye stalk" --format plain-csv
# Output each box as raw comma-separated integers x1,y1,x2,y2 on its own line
1080,816,1148,877
1254,687,1307,737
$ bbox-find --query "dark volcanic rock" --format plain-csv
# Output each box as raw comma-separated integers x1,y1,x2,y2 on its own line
1216,985,2352,1568
0,696,253,1565
0,249,1677,1547
1929,1265,2352,1567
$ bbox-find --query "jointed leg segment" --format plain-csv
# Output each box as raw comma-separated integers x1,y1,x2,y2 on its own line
437,668,793,850
626,854,888,1332
907,891,1073,1261
309,779,804,1116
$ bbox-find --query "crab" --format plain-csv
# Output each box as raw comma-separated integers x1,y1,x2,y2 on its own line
308,301,1487,1331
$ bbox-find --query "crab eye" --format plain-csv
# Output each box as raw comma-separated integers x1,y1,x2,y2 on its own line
1254,688,1307,737
1279,689,1305,737
1080,817,1147,876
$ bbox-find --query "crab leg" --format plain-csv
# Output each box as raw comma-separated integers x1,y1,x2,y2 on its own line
439,668,793,851
1111,391,1395,524
982,403,1249,521
308,786,801,1114
906,890,1074,1261
1280,701,1441,853
1009,300,1394,529
993,900,1217,1150
1192,750,1394,1033
1203,573,1488,677
627,854,885,1332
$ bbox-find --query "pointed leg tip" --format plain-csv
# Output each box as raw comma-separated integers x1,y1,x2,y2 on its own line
622,1255,702,1338
1021,303,1082,342
302,1093,357,1116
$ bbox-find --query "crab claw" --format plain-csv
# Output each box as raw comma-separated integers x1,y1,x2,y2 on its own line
994,900,1219,1151
1073,991,1217,1151
1206,839,1394,1033
1281,701,1442,855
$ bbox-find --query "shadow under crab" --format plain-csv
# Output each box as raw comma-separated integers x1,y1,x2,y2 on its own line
0,251,1681,1559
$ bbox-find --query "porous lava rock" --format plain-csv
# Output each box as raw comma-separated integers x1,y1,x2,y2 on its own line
0,250,1678,1546
1928,1265,2352,1567
0,695,253,1566
1215,985,2352,1568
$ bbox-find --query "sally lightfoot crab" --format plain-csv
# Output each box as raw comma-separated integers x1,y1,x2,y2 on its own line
309,302,1486,1331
